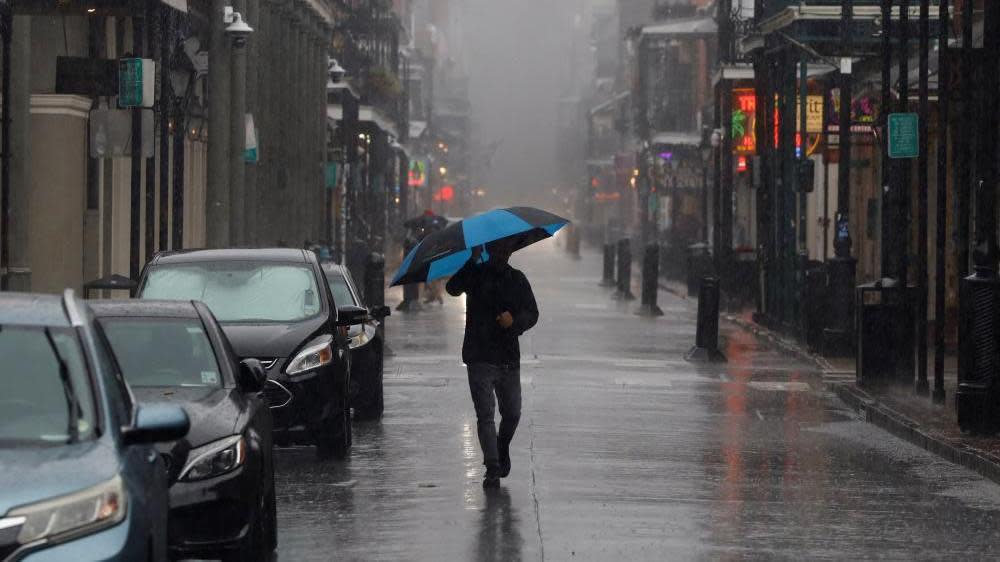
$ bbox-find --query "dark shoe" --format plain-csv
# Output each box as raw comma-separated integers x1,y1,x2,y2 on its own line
483,475,501,489
498,441,511,478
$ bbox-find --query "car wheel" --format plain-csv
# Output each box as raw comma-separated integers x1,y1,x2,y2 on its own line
353,340,384,421
222,486,267,562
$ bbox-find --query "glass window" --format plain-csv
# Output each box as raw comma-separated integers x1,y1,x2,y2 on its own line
101,318,224,388
327,272,358,308
140,262,322,323
0,326,98,445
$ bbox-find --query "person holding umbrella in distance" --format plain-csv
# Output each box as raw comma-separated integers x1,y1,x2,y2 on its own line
390,207,569,489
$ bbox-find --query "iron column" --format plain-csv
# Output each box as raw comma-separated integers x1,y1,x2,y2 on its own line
915,0,930,395
207,0,232,247
932,0,949,405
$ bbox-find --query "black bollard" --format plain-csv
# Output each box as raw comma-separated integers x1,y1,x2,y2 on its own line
613,238,635,300
600,242,616,287
566,224,581,259
686,277,726,362
396,241,422,312
636,244,664,316
364,252,386,310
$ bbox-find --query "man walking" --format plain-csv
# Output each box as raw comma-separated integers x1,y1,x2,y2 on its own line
446,239,538,489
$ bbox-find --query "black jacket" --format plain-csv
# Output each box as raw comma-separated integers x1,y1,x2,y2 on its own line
446,259,538,366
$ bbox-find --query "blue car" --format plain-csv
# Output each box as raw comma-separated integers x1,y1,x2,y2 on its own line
0,290,189,562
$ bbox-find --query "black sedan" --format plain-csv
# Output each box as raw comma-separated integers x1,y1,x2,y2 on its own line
136,249,362,459
322,262,390,420
92,300,276,561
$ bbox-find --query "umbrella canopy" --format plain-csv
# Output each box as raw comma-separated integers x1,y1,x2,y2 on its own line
390,207,569,286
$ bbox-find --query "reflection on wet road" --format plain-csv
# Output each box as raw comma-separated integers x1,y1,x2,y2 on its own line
274,245,1000,561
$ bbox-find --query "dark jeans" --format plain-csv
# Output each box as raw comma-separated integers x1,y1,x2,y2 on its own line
467,362,521,469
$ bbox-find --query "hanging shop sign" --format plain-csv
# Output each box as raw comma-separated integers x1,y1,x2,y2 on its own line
797,95,825,134
244,114,258,163
408,160,427,187
118,58,155,108
732,88,757,154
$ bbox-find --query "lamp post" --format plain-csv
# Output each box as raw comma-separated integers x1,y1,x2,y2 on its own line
225,5,252,246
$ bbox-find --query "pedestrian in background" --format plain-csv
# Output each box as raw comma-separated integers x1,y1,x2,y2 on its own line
446,239,538,489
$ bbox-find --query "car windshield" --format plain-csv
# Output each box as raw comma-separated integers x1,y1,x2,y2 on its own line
326,271,358,307
140,262,322,323
0,326,97,445
101,318,224,388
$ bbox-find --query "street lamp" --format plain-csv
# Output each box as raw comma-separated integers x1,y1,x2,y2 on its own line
439,165,448,177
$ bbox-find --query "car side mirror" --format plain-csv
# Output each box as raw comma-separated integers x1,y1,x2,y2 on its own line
238,358,267,392
336,305,368,326
122,404,190,446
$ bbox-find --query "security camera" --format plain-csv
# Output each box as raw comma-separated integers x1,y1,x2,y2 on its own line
328,58,346,83
223,6,253,47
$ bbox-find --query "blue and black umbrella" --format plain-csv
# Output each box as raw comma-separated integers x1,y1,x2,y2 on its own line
390,207,570,286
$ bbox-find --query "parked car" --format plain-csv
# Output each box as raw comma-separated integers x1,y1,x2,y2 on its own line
136,249,363,459
0,290,189,562
322,262,391,420
92,300,276,561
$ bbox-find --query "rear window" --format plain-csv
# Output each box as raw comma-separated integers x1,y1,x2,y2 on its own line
0,326,98,445
101,318,224,388
140,261,322,323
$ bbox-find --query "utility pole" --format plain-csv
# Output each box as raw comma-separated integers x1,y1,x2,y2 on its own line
130,13,145,283
915,0,930,396
229,0,248,246
932,0,949,405
207,0,232,247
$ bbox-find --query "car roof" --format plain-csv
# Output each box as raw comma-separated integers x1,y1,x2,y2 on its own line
0,292,71,327
150,248,311,265
320,261,347,275
90,299,202,319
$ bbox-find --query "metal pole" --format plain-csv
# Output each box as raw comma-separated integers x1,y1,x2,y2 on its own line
932,0,949,404
955,0,973,279
206,0,232,247
229,0,247,247
915,0,930,395
144,0,156,261
898,0,910,291
244,0,259,244
0,5,12,291
130,12,145,284
973,2,999,273
158,7,170,251
880,0,893,278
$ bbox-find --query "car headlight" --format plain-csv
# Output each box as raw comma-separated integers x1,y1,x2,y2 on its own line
179,435,246,481
10,474,127,545
286,335,334,375
348,330,370,350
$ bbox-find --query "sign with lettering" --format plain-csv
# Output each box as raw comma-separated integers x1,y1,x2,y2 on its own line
118,58,155,108
733,88,757,154
888,113,919,159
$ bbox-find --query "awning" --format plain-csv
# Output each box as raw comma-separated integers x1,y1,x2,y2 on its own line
326,105,399,138
651,132,701,147
17,0,187,14
410,120,427,140
641,17,717,39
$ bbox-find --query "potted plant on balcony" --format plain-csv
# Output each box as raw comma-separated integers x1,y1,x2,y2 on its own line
366,65,402,105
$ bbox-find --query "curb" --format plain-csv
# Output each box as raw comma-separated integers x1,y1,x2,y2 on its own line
829,382,1000,486
687,289,1000,486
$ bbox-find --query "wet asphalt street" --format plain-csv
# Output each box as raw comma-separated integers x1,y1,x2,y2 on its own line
273,243,1000,561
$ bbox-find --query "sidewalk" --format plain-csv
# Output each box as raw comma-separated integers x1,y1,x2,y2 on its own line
658,273,1000,486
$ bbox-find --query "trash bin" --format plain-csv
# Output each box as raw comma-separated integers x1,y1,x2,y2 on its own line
956,272,1000,434
856,281,915,387
802,262,828,351
686,243,712,297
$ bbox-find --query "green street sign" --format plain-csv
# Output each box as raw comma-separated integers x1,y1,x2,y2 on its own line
888,113,919,159
118,58,154,108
